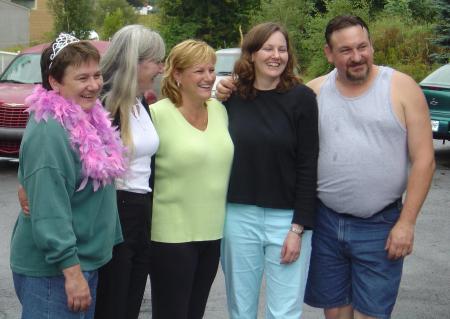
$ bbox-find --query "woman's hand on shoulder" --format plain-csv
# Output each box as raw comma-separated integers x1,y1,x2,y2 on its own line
215,76,236,102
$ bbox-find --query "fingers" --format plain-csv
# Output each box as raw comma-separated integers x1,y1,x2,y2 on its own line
287,253,300,263
67,292,91,312
386,239,413,260
216,77,236,101
280,233,301,264
385,221,415,260
280,249,300,264
63,265,92,313
216,86,232,101
280,243,286,259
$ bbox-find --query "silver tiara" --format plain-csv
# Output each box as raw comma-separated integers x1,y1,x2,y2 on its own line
49,33,80,68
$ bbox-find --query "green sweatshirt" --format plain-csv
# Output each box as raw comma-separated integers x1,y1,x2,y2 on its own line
10,116,123,277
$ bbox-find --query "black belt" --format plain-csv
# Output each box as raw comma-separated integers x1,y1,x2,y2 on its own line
382,198,403,212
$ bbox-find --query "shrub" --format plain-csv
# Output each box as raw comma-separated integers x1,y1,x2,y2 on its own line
372,16,438,81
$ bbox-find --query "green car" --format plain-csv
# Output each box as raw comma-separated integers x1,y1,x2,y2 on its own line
420,63,450,141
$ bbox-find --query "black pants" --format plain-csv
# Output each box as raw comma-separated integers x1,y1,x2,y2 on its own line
95,190,152,319
150,239,221,319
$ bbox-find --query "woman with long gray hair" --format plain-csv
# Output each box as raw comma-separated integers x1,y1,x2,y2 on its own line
94,24,165,319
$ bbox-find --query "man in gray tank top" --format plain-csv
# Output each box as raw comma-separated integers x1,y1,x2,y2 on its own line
304,15,435,319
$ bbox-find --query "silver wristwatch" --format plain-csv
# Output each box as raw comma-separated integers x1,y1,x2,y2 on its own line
289,224,304,236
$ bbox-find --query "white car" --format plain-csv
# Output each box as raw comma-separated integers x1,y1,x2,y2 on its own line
212,48,241,97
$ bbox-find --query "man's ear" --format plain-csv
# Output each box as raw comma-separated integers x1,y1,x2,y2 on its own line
48,76,60,92
324,44,333,64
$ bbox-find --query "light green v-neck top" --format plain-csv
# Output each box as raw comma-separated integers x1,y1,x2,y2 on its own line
150,98,234,243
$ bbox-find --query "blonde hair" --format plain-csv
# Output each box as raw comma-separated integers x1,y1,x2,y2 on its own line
101,25,165,149
162,39,216,107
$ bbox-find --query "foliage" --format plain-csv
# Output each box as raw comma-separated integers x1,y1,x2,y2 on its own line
249,0,315,73
126,0,145,6
408,0,438,23
157,0,260,50
377,0,437,23
102,9,126,40
371,16,437,81
94,0,138,39
137,12,162,31
47,0,94,39
431,0,450,63
384,0,412,20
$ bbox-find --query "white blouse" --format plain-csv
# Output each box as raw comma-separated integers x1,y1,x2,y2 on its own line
115,99,159,193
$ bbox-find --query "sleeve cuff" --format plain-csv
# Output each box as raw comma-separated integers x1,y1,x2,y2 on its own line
58,255,80,271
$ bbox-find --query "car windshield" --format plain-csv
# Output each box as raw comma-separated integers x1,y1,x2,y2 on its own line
215,54,239,75
421,64,450,86
0,53,42,84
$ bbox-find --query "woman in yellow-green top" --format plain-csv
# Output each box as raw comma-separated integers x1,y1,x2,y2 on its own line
149,39,234,319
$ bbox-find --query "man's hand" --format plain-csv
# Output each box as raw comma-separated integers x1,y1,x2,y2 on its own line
63,264,92,312
385,219,415,260
18,184,30,215
280,229,301,264
216,76,236,101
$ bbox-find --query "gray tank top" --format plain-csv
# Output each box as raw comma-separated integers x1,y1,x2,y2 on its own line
317,66,408,217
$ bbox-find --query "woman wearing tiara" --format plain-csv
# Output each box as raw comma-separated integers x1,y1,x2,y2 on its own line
10,33,126,319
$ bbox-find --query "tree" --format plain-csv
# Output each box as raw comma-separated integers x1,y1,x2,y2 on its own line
47,0,95,39
250,0,315,71
102,8,126,40
303,0,371,77
384,0,412,21
94,0,138,39
126,0,145,6
158,0,260,50
431,0,450,63
408,0,438,23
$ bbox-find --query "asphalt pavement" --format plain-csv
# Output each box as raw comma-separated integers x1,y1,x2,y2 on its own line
1,141,449,319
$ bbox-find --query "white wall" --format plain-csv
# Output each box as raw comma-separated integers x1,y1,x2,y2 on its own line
0,0,29,49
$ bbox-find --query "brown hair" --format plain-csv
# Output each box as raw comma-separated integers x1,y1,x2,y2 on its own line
162,39,216,107
325,15,370,48
41,41,101,90
235,22,300,100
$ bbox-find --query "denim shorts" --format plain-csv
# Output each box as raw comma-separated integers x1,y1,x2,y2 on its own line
304,200,404,319
13,270,98,319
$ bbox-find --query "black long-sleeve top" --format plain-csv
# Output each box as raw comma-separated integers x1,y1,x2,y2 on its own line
224,84,319,228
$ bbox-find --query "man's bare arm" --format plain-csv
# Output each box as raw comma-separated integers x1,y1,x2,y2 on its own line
385,71,435,260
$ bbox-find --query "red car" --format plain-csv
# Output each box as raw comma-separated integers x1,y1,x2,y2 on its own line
0,41,110,158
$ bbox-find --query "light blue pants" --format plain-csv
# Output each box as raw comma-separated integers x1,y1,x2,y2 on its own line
221,203,312,319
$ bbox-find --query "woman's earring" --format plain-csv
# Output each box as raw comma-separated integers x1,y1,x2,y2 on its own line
176,81,180,88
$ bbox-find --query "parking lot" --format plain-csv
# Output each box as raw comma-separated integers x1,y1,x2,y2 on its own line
1,141,449,319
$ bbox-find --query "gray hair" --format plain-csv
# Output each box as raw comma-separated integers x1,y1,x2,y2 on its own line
101,24,165,149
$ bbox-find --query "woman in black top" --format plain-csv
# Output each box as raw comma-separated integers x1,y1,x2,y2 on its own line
220,22,319,319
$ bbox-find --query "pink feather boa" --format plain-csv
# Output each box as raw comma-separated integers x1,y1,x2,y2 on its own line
25,85,127,191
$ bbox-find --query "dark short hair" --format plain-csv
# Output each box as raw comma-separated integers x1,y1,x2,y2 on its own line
41,41,101,90
235,22,300,100
325,15,370,48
